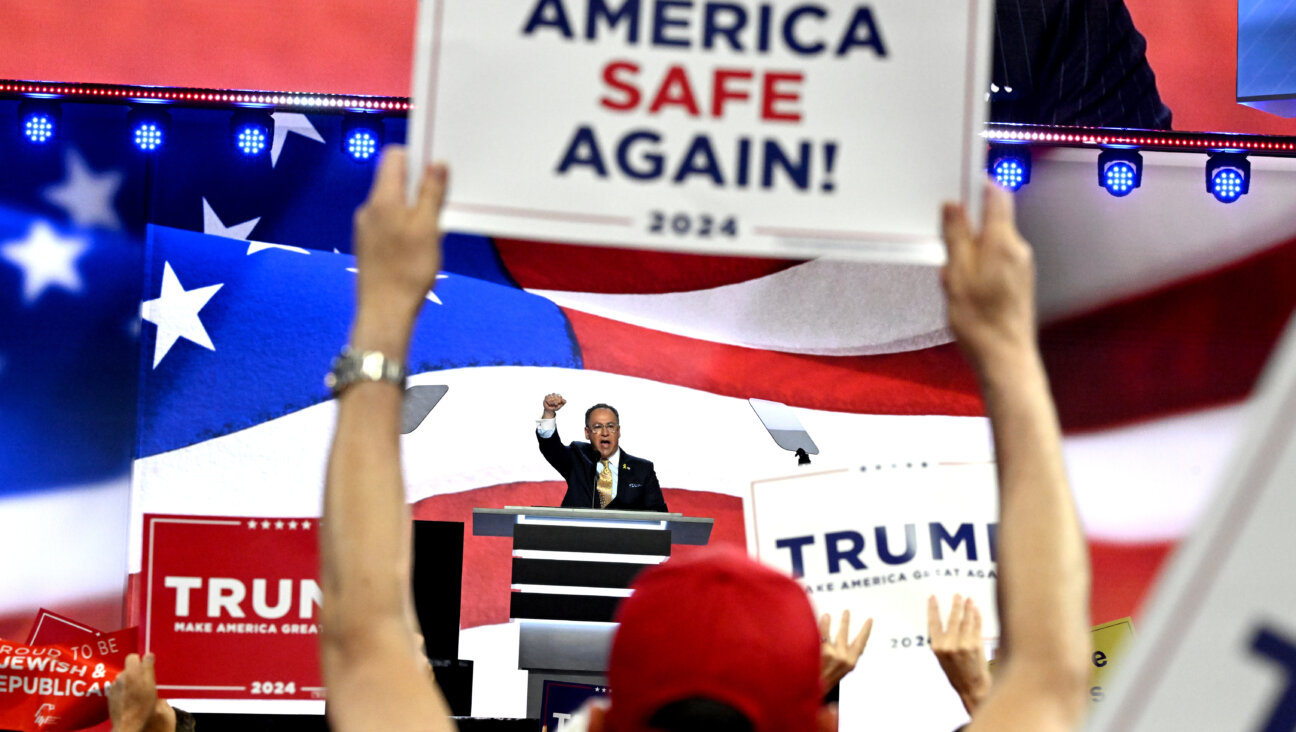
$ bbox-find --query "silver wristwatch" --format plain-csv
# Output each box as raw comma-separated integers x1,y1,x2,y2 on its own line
325,347,406,396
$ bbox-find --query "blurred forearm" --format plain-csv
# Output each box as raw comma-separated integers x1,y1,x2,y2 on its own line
979,345,1090,697
322,376,413,643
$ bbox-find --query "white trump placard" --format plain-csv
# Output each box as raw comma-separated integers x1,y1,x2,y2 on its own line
1087,314,1296,732
746,461,999,731
408,0,994,263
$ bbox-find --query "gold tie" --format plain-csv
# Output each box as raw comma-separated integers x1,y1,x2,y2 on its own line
596,459,613,508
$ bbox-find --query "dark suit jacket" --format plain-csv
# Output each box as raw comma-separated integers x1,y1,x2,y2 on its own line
537,429,668,512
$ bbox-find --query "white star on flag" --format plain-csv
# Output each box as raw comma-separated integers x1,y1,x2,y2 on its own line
202,198,309,255
2,220,89,305
140,261,224,368
203,198,259,240
346,267,448,305
43,149,123,230
428,274,449,304
246,240,310,256
270,112,325,167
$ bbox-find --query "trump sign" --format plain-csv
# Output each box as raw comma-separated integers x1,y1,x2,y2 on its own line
408,0,994,262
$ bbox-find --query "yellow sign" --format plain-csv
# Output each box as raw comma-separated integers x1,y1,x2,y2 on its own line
1088,617,1135,704
989,617,1134,704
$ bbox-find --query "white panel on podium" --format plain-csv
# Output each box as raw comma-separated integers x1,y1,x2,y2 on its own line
473,506,713,545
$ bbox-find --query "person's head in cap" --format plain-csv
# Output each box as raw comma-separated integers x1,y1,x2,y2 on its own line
585,546,829,732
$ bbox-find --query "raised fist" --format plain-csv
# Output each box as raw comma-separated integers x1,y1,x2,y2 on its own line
542,393,566,418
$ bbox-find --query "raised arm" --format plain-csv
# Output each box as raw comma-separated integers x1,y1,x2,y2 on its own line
536,393,575,479
320,147,456,732
942,184,1091,732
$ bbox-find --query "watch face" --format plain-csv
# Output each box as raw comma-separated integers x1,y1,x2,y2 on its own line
361,352,385,381
327,349,404,396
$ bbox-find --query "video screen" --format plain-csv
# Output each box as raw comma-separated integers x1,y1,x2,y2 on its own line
1000,0,1296,135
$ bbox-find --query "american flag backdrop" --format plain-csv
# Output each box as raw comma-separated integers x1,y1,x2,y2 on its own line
2,98,1294,635
0,102,147,640
1,0,1296,718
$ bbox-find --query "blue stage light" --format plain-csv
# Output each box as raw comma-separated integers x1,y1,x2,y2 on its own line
1212,170,1244,201
993,159,1026,190
128,108,171,153
236,125,267,155
988,145,1031,191
1097,149,1143,198
25,114,54,143
1206,153,1250,203
346,130,378,160
341,113,384,163
230,110,274,158
19,102,59,145
134,123,163,150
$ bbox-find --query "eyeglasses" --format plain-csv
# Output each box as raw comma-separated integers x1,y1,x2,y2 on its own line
588,423,619,433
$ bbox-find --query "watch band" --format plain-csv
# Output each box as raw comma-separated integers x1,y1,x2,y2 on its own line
325,346,407,396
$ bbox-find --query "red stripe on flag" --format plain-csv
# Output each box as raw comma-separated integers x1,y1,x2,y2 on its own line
496,238,805,294
1042,234,1296,433
538,231,1296,430
1088,540,1175,625
565,308,986,416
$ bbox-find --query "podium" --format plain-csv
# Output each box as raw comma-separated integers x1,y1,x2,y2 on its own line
472,507,714,717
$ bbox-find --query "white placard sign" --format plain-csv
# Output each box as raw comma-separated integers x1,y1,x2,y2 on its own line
1087,314,1296,732
408,0,994,263
746,461,999,731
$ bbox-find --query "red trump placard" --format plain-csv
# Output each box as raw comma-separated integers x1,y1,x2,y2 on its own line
138,515,324,701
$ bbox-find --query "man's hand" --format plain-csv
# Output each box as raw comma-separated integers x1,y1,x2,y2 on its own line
819,610,873,690
940,183,1037,374
349,147,448,361
541,392,566,420
929,594,992,714
108,653,162,732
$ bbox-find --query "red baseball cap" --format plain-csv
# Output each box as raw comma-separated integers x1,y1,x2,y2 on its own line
605,546,821,732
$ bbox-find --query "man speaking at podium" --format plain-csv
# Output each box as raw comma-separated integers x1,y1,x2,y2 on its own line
536,393,668,511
